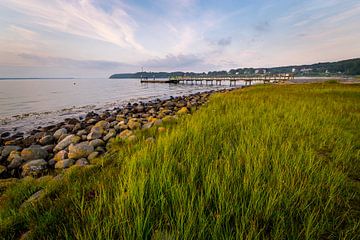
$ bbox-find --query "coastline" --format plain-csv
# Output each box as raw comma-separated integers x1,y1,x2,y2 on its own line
0,87,239,179
0,82,359,239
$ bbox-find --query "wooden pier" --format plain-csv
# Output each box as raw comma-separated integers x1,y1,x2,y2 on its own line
140,74,294,86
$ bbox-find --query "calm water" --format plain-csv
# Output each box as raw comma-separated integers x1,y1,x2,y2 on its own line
0,78,235,134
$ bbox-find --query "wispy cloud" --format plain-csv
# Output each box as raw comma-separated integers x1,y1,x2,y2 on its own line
1,0,145,51
18,53,131,70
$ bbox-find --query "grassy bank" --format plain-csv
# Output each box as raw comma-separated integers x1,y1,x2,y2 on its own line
1,83,359,239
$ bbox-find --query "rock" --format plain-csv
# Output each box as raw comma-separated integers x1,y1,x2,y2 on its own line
57,133,69,142
68,142,94,159
95,146,105,153
0,165,6,175
54,135,80,152
147,116,157,123
128,119,141,130
22,159,47,177
0,178,18,193
87,131,102,140
1,132,10,138
135,105,145,113
48,159,56,167
142,122,154,130
8,157,23,169
7,150,21,162
39,135,54,145
118,130,133,140
53,128,67,140
145,137,156,144
22,190,44,206
21,147,48,161
115,122,128,131
76,129,87,136
103,129,116,142
1,145,22,158
65,118,80,125
54,150,68,162
22,136,36,147
116,115,125,122
163,101,176,108
87,151,99,160
55,159,75,169
158,127,166,133
127,135,137,142
41,145,54,153
76,158,89,166
94,120,110,129
177,107,189,115
73,123,82,132
89,139,105,148
162,116,176,123
154,119,163,126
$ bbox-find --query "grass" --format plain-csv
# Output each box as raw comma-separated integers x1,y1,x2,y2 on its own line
1,83,360,239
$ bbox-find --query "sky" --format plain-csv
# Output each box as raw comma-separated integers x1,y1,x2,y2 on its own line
0,0,359,78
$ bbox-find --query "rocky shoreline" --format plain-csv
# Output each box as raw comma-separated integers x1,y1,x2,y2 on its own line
0,88,237,180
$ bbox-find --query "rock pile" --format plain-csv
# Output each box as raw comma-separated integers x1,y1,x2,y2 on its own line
0,89,231,179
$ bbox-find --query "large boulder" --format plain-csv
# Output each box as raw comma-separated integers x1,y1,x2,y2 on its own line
54,135,80,152
54,150,68,162
118,130,133,140
0,165,6,175
1,145,22,159
21,159,48,177
128,119,141,130
94,120,110,131
103,129,116,142
21,146,48,161
87,131,102,140
39,135,54,145
177,107,189,115
75,158,89,166
55,159,75,169
53,128,67,140
89,139,105,148
68,142,94,160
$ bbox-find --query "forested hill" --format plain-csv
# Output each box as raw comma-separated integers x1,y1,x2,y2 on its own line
109,58,360,78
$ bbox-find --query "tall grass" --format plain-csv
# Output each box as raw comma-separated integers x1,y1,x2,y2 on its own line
1,83,359,239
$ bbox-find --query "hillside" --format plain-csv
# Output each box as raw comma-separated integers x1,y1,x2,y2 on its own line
110,58,360,78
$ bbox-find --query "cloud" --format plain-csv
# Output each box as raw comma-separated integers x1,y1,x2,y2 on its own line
8,25,37,39
142,54,204,69
18,53,131,70
1,0,145,52
254,21,270,32
217,37,232,46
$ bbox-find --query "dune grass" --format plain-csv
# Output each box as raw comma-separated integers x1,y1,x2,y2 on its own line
1,83,360,239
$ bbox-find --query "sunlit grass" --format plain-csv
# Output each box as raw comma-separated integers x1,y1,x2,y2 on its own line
1,83,359,239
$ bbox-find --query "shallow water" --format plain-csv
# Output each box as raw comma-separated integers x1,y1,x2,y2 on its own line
0,78,236,134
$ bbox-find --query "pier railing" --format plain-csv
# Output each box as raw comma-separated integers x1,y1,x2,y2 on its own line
140,74,294,86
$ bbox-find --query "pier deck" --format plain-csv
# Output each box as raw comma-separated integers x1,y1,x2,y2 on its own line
140,74,294,86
